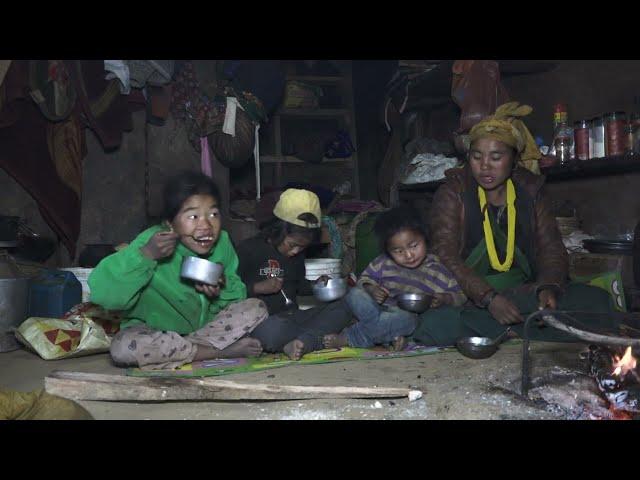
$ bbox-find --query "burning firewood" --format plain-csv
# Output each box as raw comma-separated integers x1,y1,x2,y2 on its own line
587,345,640,414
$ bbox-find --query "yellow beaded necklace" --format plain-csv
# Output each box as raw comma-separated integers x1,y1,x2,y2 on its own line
477,179,516,272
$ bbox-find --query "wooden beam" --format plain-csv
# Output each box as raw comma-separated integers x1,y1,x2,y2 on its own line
45,371,423,402
542,314,640,347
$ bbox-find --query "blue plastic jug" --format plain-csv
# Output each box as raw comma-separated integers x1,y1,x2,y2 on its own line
28,270,82,318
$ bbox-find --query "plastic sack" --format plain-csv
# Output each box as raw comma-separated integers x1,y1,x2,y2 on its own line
15,316,111,360
62,302,123,335
401,153,459,184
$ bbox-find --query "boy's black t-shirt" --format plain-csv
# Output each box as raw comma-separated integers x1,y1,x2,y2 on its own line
236,234,312,315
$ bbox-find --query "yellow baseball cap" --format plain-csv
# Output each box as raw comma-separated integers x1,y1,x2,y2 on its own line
272,189,322,228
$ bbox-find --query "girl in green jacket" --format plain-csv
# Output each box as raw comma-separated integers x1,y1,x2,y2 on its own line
89,171,268,370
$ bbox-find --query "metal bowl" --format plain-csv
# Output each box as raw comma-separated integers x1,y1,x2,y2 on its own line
456,336,498,359
180,256,224,285
312,277,348,302
395,293,433,313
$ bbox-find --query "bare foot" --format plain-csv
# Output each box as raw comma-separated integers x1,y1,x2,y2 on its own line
215,337,263,358
323,332,348,349
283,339,305,361
392,336,407,351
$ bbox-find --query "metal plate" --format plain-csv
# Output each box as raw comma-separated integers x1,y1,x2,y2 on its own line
583,239,633,255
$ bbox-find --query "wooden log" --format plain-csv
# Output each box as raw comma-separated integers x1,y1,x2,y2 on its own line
45,371,423,403
541,314,640,348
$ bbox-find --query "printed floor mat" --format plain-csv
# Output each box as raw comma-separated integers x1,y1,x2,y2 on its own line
127,343,453,378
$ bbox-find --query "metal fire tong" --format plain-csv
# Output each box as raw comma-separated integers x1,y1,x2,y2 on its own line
520,310,640,397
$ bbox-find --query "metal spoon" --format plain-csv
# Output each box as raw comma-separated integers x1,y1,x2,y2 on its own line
280,289,296,309
269,273,295,309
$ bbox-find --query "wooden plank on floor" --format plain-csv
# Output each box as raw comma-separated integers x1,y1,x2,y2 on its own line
45,371,423,402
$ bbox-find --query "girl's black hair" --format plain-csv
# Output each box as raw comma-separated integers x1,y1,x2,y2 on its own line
261,212,321,246
374,206,428,252
162,171,221,221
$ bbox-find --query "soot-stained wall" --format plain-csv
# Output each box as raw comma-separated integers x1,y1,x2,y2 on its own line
1,110,199,266
503,60,640,236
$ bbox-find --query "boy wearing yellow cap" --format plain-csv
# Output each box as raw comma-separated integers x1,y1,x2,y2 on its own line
236,189,353,360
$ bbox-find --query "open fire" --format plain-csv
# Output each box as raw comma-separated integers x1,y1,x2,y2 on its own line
589,345,640,416
612,346,637,378
520,310,640,419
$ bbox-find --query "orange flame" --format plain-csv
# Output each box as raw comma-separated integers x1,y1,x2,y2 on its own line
612,346,637,377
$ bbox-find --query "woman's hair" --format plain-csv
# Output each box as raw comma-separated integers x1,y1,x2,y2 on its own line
162,171,221,221
374,206,428,252
261,212,321,246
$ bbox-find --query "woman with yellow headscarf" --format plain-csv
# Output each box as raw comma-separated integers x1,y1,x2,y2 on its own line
412,102,616,346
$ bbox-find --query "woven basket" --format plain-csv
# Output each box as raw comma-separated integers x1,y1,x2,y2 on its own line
207,109,256,168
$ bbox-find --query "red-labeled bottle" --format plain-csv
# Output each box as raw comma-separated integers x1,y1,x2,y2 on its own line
604,111,627,157
574,119,590,160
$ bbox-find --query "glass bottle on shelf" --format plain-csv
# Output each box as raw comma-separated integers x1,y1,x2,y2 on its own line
551,103,574,163
591,116,606,158
604,111,627,157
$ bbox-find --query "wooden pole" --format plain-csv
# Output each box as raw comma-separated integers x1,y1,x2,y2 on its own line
45,371,423,403
542,314,640,347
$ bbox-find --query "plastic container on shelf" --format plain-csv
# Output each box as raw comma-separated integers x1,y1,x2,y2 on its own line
28,270,82,318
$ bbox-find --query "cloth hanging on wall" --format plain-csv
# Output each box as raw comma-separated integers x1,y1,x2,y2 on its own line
0,61,143,258
46,113,86,200
0,62,81,258
70,60,134,150
28,60,77,122
200,136,212,178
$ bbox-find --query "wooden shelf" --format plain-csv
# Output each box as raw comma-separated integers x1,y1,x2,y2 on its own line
260,155,354,164
398,178,446,193
286,75,344,84
264,61,359,198
397,153,640,194
541,153,640,182
277,108,350,118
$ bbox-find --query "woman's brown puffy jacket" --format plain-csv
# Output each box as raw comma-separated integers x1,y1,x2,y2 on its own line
428,165,568,305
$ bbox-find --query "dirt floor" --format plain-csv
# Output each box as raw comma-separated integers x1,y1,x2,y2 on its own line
0,339,599,420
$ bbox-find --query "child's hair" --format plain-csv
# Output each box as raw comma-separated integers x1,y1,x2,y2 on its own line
374,206,428,252
162,171,221,221
261,212,321,246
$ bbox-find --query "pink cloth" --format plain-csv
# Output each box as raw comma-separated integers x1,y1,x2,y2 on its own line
200,136,212,178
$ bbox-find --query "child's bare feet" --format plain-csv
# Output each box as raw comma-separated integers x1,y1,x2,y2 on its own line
216,337,263,358
323,332,348,349
283,339,305,361
391,336,407,351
